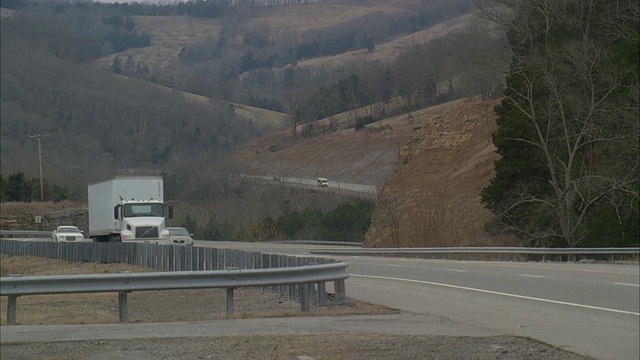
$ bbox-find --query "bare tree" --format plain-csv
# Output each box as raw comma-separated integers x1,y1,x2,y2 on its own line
407,187,465,247
479,0,639,247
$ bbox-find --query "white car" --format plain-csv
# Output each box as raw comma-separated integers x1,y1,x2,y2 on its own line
52,226,85,242
161,227,194,246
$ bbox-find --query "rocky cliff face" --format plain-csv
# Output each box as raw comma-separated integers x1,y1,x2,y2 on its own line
230,97,510,247
364,98,504,248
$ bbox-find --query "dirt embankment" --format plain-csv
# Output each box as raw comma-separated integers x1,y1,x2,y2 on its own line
365,98,507,248
231,97,506,247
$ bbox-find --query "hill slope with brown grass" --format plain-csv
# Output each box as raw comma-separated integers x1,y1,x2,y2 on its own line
92,0,474,74
230,97,505,247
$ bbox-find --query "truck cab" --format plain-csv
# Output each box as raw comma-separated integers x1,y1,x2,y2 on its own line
112,200,173,241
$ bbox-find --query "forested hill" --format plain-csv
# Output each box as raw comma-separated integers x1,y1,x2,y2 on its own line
1,17,267,183
1,0,490,194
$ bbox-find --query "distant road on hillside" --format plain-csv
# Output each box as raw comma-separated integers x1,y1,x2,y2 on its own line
250,175,377,196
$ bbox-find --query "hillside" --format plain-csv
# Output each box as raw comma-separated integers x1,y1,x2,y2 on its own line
230,97,503,247
93,3,476,74
365,98,504,248
1,1,505,245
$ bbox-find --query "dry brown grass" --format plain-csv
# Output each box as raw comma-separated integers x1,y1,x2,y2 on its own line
91,0,472,75
0,8,13,17
251,0,417,32
0,254,155,325
92,15,222,71
0,201,83,215
0,254,152,276
296,12,475,71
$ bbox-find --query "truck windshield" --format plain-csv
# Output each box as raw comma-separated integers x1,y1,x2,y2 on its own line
123,203,164,218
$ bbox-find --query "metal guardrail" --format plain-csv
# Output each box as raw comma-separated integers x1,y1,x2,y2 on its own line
1,262,349,325
0,230,52,239
271,240,364,247
308,247,640,262
0,239,349,325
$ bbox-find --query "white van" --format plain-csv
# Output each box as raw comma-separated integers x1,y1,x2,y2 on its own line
317,178,329,187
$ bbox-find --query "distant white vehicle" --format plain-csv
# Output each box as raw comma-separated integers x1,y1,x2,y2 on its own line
52,226,85,242
161,227,194,246
317,178,329,187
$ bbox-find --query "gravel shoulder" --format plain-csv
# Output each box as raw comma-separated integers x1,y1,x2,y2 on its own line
0,255,593,359
2,334,592,360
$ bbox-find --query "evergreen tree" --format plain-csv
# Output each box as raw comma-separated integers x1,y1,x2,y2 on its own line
480,0,639,247
111,56,122,73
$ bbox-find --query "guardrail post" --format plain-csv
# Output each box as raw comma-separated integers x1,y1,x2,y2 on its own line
279,255,288,298
261,253,271,292
118,291,130,323
226,288,235,316
317,282,327,307
300,283,310,312
270,254,278,293
7,295,18,325
288,257,297,300
333,279,347,306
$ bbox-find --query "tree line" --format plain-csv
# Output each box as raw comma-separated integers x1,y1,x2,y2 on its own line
171,0,476,101
180,197,373,243
0,172,72,202
0,0,231,18
0,8,150,64
282,25,504,136
479,0,639,247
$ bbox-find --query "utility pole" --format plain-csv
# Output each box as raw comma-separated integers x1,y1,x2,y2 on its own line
28,134,48,202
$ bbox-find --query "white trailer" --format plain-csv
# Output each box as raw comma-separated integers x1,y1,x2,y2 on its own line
88,176,173,243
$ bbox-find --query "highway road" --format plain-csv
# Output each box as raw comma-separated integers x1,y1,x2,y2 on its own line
199,241,640,360
2,239,638,360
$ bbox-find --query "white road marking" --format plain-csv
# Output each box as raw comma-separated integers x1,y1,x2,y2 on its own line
352,274,640,316
386,264,404,267
446,269,467,273
614,282,640,287
520,274,545,278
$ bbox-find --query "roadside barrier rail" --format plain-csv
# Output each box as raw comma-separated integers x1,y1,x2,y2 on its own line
0,239,349,325
0,230,52,239
308,246,640,262
271,240,364,247
1,262,349,325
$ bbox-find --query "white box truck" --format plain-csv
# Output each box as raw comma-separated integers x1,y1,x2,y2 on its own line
88,176,173,243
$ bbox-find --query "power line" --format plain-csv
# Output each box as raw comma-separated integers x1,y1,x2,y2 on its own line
0,135,32,142
0,142,40,157
41,153,84,183
0,148,39,155
0,157,39,167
